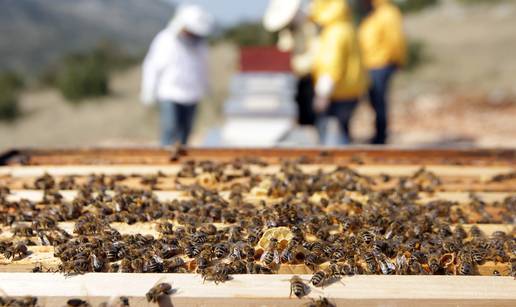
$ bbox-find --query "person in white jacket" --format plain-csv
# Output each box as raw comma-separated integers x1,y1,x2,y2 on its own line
141,4,214,146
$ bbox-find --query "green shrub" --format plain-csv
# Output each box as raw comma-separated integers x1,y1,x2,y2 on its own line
56,52,110,103
217,22,277,47
0,79,20,121
352,0,439,24
405,39,428,71
0,71,24,91
393,0,439,13
47,42,139,103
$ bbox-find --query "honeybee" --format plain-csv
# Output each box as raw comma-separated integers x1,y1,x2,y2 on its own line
184,243,202,258
360,231,374,244
214,242,230,259
454,224,468,241
304,252,321,271
34,173,55,190
246,261,273,274
118,296,130,306
164,256,185,272
228,259,247,274
159,244,181,259
199,223,218,236
377,255,396,275
306,297,337,307
457,261,474,275
146,282,173,303
144,255,164,273
330,247,346,261
469,225,484,238
395,251,410,275
280,245,296,264
289,275,309,299
131,258,144,273
470,248,486,264
66,298,90,307
427,255,441,274
13,225,34,237
2,242,29,260
310,270,328,287
362,252,378,274
409,260,426,275
191,232,208,244
90,254,104,272
260,238,280,268
0,296,38,307
202,263,231,284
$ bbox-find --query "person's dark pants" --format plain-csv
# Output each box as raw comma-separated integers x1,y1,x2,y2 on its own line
316,100,358,145
295,75,316,126
368,64,397,144
159,101,197,146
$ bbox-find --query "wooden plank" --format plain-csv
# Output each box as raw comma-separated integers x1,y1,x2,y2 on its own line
0,273,515,307
1,164,514,178
2,147,515,166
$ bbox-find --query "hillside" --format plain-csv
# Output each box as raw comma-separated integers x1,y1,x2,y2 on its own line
0,0,173,73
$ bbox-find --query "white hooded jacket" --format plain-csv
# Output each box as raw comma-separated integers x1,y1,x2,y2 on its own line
141,9,210,105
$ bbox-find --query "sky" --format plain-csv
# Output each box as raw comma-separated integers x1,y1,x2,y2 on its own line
166,0,270,26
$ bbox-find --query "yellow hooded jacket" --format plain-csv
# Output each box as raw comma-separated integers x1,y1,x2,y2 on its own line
311,0,368,101
359,0,407,69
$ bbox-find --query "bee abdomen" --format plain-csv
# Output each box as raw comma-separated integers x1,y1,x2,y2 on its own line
310,270,327,287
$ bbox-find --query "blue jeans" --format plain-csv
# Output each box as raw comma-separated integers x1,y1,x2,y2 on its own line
368,65,397,144
159,101,197,146
317,100,358,146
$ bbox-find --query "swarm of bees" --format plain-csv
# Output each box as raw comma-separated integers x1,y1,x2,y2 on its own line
0,158,515,302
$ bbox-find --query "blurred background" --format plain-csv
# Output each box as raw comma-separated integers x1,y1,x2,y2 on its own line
0,0,515,150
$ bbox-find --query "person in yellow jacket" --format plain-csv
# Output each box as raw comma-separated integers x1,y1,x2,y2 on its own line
311,0,368,145
359,0,407,144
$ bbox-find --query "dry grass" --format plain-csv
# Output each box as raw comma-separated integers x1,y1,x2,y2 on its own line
0,43,237,150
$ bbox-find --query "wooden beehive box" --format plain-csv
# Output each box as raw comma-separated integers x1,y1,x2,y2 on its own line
0,147,515,306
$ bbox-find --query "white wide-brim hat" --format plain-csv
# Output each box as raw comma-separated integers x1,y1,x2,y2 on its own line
263,0,302,32
176,4,215,37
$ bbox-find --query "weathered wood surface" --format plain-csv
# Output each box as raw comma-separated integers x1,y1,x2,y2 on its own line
1,164,514,178
0,274,515,307
2,147,515,166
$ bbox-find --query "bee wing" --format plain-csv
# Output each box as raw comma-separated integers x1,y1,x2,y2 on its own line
152,276,168,287
273,250,280,264
259,251,266,263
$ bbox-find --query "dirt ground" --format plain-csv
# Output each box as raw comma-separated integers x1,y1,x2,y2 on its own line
1,0,515,151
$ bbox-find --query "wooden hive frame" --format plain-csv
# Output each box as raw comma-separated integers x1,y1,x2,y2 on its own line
0,147,515,306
